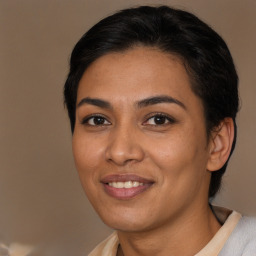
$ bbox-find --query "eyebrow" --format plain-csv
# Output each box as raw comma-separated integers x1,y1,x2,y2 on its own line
77,95,186,110
137,95,186,110
77,97,112,109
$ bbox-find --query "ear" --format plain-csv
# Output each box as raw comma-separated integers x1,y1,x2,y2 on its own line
207,118,235,172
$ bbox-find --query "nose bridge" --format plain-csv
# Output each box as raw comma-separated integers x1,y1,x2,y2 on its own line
105,122,144,165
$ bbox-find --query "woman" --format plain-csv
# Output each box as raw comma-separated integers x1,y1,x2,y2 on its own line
64,5,256,256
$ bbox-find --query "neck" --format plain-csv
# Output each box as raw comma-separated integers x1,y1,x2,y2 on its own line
117,204,221,256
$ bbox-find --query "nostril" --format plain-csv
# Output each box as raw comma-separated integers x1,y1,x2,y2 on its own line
105,138,145,166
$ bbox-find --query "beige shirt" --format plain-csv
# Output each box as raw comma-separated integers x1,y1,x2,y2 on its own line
88,206,241,256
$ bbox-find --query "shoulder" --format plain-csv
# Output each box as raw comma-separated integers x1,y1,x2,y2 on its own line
219,216,256,255
232,216,256,242
88,232,119,256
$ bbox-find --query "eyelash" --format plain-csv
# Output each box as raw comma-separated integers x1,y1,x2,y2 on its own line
81,113,176,127
143,113,176,126
81,114,111,126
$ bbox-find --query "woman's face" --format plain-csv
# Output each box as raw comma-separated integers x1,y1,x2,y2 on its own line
72,47,213,232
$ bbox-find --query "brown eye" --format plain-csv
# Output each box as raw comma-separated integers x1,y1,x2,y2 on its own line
153,116,168,125
82,115,111,126
144,114,175,126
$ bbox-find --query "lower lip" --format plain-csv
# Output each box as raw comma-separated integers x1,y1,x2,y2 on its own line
103,183,153,200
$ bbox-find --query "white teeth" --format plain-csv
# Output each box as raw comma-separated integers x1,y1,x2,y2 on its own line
133,181,140,187
116,182,124,188
108,181,144,188
124,181,132,188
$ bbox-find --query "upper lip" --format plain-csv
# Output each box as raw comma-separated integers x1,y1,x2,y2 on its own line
101,174,154,184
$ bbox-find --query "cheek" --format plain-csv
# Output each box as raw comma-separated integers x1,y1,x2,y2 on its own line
72,134,105,184
148,126,208,183
149,133,195,168
148,134,209,211
72,134,107,208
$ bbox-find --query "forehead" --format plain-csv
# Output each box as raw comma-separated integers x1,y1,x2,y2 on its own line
77,47,201,109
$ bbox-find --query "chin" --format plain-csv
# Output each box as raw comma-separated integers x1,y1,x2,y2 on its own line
97,207,157,232
105,219,151,233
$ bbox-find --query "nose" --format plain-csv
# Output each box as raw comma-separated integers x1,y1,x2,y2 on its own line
105,125,145,166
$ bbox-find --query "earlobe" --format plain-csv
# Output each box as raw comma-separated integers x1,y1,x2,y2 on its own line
207,118,235,172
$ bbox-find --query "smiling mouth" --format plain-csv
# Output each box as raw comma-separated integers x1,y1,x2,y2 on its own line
101,174,154,200
108,181,144,189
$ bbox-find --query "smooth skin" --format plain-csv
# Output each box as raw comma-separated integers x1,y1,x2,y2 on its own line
72,47,234,256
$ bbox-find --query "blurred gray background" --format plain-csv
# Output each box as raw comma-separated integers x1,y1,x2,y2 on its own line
0,0,255,255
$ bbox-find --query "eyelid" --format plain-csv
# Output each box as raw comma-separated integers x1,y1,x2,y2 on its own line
81,114,111,125
143,112,176,125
